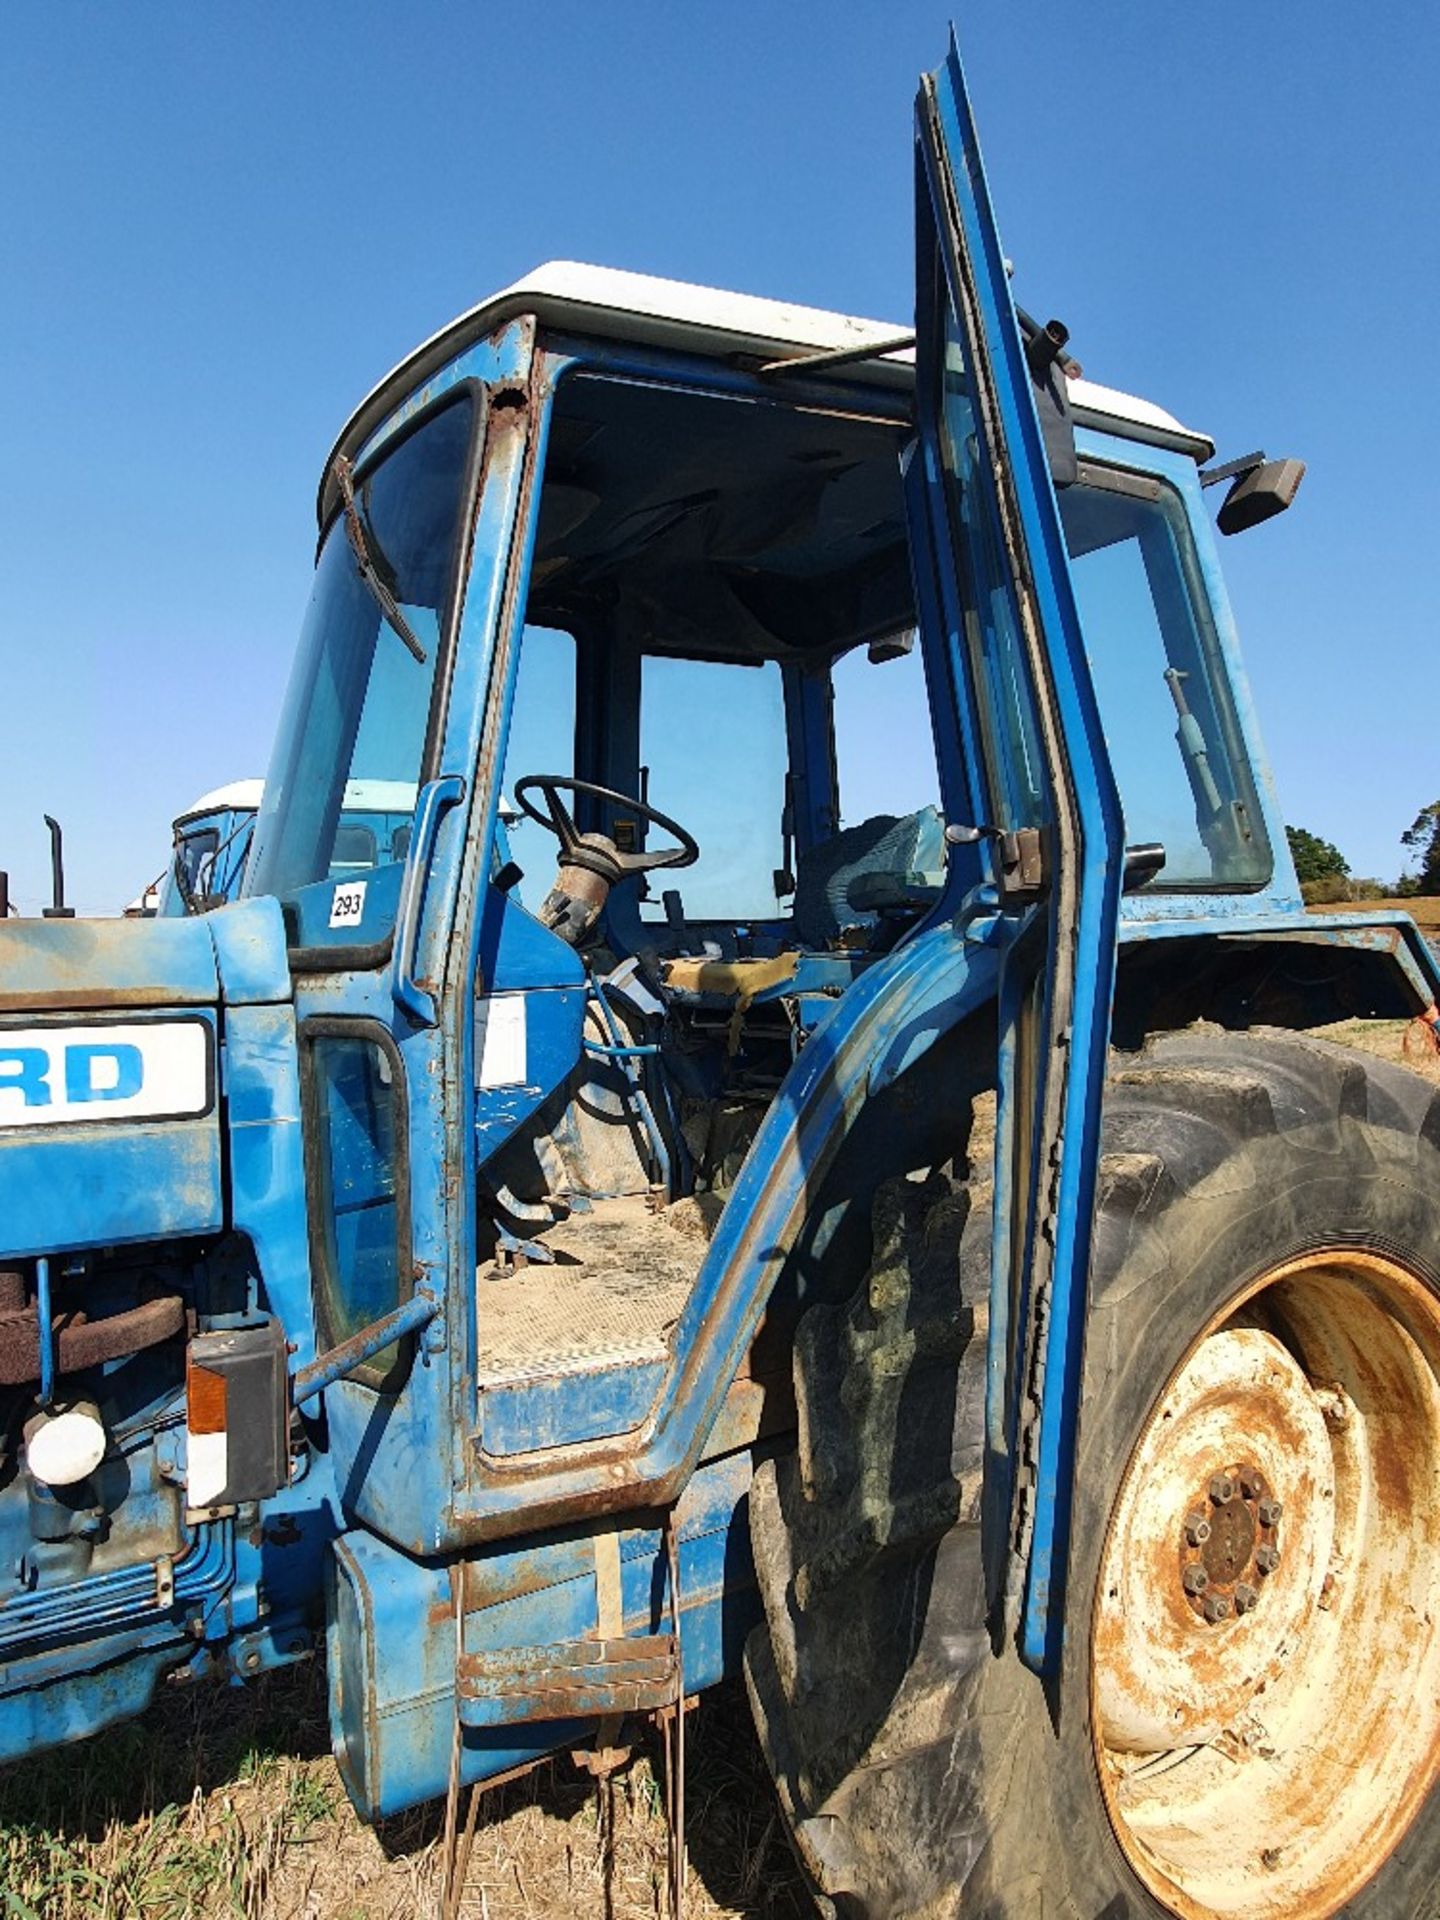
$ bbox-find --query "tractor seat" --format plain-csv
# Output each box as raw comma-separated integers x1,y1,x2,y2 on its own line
791,805,946,948
661,947,862,1007
659,807,947,1010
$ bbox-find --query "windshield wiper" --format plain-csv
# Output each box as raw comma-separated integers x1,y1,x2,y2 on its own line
332,455,428,665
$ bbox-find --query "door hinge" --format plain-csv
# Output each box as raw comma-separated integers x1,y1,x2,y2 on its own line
997,827,1045,896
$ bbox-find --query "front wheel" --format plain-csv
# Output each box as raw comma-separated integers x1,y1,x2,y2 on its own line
748,1028,1440,1918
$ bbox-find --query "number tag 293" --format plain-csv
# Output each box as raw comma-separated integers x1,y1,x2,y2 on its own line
329,880,368,929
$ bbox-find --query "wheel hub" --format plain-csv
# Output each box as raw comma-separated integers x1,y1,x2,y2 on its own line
1177,1462,1279,1620
1093,1324,1331,1753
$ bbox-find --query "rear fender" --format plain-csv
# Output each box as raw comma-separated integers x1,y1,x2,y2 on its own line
1113,910,1440,1046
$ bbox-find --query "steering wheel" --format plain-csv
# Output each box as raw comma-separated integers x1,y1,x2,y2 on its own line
512,775,699,880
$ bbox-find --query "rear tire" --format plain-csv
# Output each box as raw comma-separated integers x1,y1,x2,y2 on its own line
747,1027,1440,1918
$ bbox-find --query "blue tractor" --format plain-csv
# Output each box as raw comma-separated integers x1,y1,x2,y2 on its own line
4,39,1440,1918
154,779,426,917
153,780,263,916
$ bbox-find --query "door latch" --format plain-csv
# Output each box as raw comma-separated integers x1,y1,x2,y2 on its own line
945,820,1047,898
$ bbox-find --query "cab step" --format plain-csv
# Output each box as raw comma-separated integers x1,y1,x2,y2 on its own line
456,1632,679,1727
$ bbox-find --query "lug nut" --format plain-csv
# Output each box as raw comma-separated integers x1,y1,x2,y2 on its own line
1183,1510,1212,1547
1238,1467,1264,1500
1203,1593,1232,1623
1182,1565,1209,1596
1256,1544,1281,1576
1257,1497,1283,1528
1234,1583,1260,1615
1210,1473,1235,1505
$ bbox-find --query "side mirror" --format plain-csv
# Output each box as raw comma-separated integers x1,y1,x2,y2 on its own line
1202,451,1306,536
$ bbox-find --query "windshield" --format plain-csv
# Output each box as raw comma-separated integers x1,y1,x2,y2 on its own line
245,392,476,943
1060,470,1270,889
936,298,1048,836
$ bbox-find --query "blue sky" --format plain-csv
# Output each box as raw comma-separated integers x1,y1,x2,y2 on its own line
2,2,1436,912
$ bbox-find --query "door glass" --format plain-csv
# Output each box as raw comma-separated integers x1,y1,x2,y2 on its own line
638,655,788,922
1060,476,1270,888
935,303,1047,832
915,39,1126,1678
307,1032,408,1392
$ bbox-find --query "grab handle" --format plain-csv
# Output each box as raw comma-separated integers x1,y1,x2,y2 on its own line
392,775,465,1026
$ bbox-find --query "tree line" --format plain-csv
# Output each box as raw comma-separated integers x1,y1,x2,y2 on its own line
1287,806,1440,905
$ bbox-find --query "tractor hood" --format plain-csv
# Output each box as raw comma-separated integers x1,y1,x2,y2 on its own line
0,915,221,1015
0,900,292,1258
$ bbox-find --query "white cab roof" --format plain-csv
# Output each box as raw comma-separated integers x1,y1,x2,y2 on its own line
324,259,1213,514
175,779,265,822
175,778,419,825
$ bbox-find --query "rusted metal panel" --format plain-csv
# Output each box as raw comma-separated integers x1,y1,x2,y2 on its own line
0,916,218,1012
0,1117,223,1258
205,896,292,1006
0,1291,183,1386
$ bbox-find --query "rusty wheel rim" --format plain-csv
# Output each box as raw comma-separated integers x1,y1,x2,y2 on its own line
1091,1249,1440,1918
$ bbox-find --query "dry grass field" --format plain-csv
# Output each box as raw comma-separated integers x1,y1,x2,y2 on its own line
1365,897,1440,930
0,1663,807,1920
1307,896,1440,931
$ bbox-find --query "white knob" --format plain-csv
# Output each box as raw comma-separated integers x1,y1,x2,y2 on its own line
26,1404,106,1488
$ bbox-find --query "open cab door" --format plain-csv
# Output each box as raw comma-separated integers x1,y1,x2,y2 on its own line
908,34,1124,1672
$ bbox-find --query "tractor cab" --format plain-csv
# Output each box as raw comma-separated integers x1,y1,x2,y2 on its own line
461,363,942,1443
236,261,1288,1557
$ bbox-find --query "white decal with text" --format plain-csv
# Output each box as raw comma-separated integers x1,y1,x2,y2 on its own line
328,880,368,929
476,994,528,1089
0,1020,211,1129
